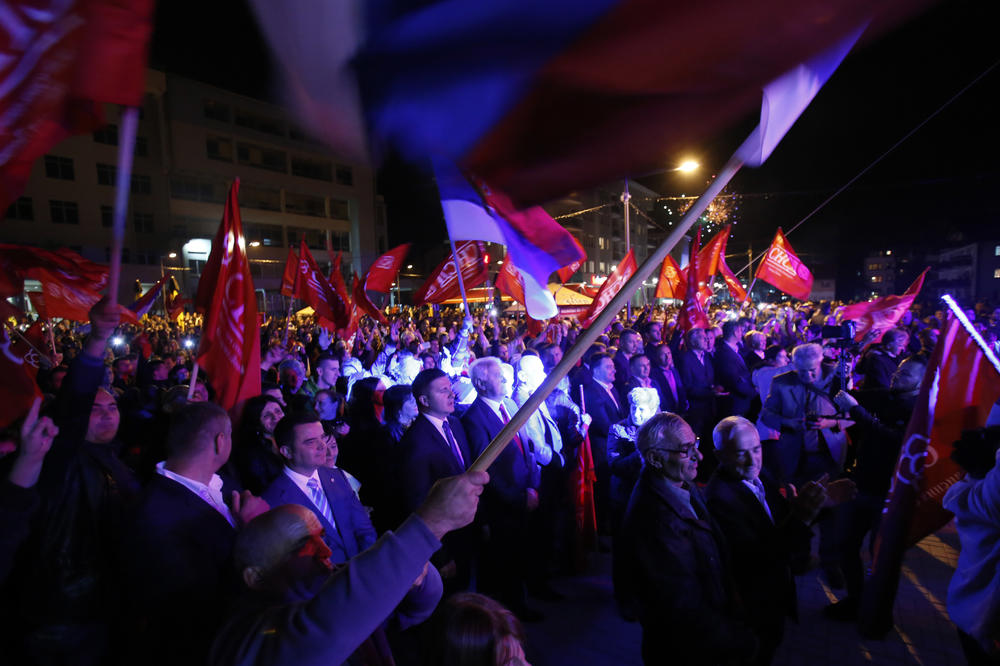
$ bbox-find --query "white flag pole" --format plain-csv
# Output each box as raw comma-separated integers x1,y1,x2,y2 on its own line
107,107,139,303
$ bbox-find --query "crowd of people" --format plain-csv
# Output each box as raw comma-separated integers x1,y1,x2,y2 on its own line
2,294,999,666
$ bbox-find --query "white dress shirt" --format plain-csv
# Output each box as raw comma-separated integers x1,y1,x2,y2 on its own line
156,461,236,527
283,466,337,530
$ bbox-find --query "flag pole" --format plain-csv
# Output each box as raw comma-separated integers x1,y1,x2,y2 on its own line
447,235,471,315
107,107,139,304
186,362,200,400
469,154,744,472
46,319,57,357
622,180,631,323
740,277,758,309
283,246,302,346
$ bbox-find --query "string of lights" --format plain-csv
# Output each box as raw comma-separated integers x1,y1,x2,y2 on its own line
552,203,615,220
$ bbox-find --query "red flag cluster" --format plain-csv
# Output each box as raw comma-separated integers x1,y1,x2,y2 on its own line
677,229,710,332
413,241,488,305
655,225,744,306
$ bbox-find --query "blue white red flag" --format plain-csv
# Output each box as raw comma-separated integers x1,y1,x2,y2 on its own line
128,274,170,320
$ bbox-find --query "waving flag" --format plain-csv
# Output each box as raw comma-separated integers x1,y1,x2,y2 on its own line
719,257,748,302
0,0,154,210
365,244,411,293
128,274,170,320
165,275,188,321
413,241,488,305
495,259,527,305
353,272,388,325
755,228,813,300
556,235,587,283
294,241,352,329
678,229,711,332
655,254,686,300
696,227,730,285
0,244,109,298
280,248,299,297
579,250,637,329
0,324,44,428
194,179,261,411
328,251,351,306
839,268,928,343
435,165,584,319
862,298,1000,637
30,268,138,324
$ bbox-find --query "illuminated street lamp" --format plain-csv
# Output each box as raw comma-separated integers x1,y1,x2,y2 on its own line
677,159,700,173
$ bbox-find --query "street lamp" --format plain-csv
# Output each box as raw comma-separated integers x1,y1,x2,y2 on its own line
677,159,700,173
168,252,177,259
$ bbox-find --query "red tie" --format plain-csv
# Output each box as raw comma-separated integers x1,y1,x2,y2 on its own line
499,402,526,457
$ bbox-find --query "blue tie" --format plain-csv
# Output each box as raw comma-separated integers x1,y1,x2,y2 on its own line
442,419,466,467
307,477,336,528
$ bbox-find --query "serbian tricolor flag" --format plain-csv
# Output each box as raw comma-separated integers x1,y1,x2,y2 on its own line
496,258,546,335
678,229,711,332
556,235,587,283
434,165,584,319
194,179,261,411
0,0,154,210
755,228,813,300
365,244,411,293
655,254,686,300
861,298,1000,638
128,274,170,320
579,250,637,329
413,241,488,305
294,241,352,329
839,268,928,343
353,272,388,325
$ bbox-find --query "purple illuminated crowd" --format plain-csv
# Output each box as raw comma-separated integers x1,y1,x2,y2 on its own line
2,296,999,665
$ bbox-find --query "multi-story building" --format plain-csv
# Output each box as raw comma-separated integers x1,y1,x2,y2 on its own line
861,250,897,298
3,70,386,313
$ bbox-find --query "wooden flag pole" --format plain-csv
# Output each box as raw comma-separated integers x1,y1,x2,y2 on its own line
107,107,140,304
469,154,745,472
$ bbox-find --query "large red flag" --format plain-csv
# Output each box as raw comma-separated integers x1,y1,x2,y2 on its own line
556,235,587,283
328,251,351,306
0,324,44,428
861,301,1000,637
280,248,299,297
719,256,748,302
696,226,730,285
352,272,388,325
413,241,488,305
579,250,637,329
294,241,351,329
31,268,139,324
839,268,929,343
194,179,261,411
755,228,813,300
1,244,109,298
655,254,686,300
678,229,711,332
0,0,154,210
364,244,411,293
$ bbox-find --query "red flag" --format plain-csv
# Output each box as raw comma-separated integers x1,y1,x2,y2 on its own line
413,241,488,305
364,244,411,293
329,251,351,306
755,228,813,300
0,325,44,428
678,229,711,332
655,254,686,299
861,303,1000,637
0,0,154,210
31,268,138,325
719,256,748,302
496,259,546,334
579,250,637,329
556,235,587,283
294,241,351,329
280,248,299,297
1,244,109,297
839,268,929,343
165,275,187,321
352,272,388,325
194,179,262,411
696,226,730,285
572,387,598,569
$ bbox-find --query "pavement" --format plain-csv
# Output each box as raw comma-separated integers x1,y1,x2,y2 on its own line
523,523,965,666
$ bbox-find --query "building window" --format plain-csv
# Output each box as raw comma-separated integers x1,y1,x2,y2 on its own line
287,227,326,250
134,136,149,157
335,164,353,186
237,142,287,173
49,200,79,224
100,205,113,228
234,109,285,136
206,136,234,162
133,212,154,233
995,245,1000,257
598,237,607,250
330,231,351,252
871,276,882,283
6,197,33,221
93,124,118,145
244,222,284,247
291,156,333,181
239,184,281,211
131,174,152,195
994,268,1000,279
97,163,116,186
44,155,75,180
329,199,350,220
285,192,326,217
599,262,606,273
170,176,222,203
204,99,231,123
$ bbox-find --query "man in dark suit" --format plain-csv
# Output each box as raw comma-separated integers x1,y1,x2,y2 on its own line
262,412,377,565
613,328,643,395
715,319,756,418
462,357,542,620
618,412,758,666
649,343,688,415
706,416,835,665
676,327,720,476
397,368,475,592
122,402,268,665
583,352,625,532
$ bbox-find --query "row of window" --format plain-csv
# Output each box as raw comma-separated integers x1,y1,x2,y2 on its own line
204,99,310,143
169,176,350,219
93,125,149,156
5,196,154,232
44,156,152,193
205,135,353,185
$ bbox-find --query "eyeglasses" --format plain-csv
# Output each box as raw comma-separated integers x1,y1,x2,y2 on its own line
648,439,700,459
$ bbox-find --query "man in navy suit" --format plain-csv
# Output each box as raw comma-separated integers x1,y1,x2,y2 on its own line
122,402,269,665
583,351,625,533
676,327,720,477
462,357,542,620
649,343,688,416
262,412,377,565
397,368,475,592
714,319,755,418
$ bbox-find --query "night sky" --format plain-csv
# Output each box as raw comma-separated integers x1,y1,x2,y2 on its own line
151,0,1000,295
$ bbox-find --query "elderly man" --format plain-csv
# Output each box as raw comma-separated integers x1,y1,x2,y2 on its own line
211,472,488,666
857,327,910,390
619,412,758,665
706,417,850,665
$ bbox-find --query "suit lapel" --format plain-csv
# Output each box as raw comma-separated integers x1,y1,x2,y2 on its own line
321,469,354,557
283,474,342,548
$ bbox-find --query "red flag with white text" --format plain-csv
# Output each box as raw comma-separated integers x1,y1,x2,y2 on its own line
280,248,299,297
839,268,928,343
861,305,1000,636
678,229,711,332
413,241,488,305
755,228,813,300
579,250,637,329
294,241,351,329
194,179,261,411
365,244,411,293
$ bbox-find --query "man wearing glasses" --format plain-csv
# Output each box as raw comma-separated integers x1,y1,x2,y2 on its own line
618,412,758,666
